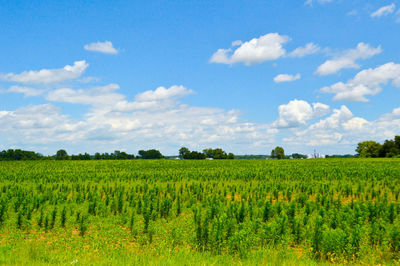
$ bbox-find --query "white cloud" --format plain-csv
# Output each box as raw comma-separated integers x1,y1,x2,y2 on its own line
273,99,330,128
135,85,193,102
84,41,118,54
305,0,333,6
209,49,232,64
231,40,242,47
309,105,353,130
0,104,81,144
316,43,382,75
321,62,400,101
288,43,320,58
283,105,400,148
342,117,370,131
210,33,289,65
371,3,396,18
393,107,400,116
1,85,279,154
47,84,193,113
47,84,123,107
0,61,88,85
312,102,331,117
273,73,301,83
7,86,45,97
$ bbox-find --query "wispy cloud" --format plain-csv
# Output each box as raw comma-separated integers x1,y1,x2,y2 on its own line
305,0,333,6
321,62,400,101
288,43,320,58
0,61,88,85
371,3,396,18
316,43,381,75
273,73,301,83
84,41,119,54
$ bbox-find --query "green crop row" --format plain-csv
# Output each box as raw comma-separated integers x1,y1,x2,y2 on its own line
0,159,399,264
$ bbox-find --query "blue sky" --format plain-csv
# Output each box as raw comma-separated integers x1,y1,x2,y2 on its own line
1,0,400,155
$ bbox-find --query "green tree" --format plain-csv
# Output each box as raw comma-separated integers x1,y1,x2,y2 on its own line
184,151,206,160
271,146,285,159
55,149,69,160
356,141,382,158
213,148,227,159
94,152,101,160
179,147,190,159
203,148,214,158
202,148,227,159
292,153,307,159
138,149,163,159
381,140,400,157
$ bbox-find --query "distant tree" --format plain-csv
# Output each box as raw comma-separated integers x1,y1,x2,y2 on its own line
55,149,69,160
94,152,101,160
395,136,400,149
203,148,214,159
213,148,227,159
137,149,163,159
179,147,190,159
326,154,355,159
0,149,42,161
380,140,399,157
183,151,206,160
227,153,235,159
356,141,382,158
271,147,285,159
202,148,228,159
292,153,307,159
270,149,276,159
138,150,146,158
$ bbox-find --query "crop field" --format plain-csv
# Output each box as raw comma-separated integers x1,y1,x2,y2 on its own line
0,159,399,265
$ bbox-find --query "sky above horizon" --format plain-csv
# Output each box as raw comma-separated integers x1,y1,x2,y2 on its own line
1,0,400,156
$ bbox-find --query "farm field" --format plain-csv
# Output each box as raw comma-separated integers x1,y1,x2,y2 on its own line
0,159,399,265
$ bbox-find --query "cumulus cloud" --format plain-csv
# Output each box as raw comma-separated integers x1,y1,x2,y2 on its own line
273,99,330,128
7,86,45,97
84,41,118,54
371,3,396,18
1,85,278,153
210,33,289,65
135,85,193,102
0,104,81,144
288,43,320,58
47,84,194,113
0,61,88,85
321,62,400,101
273,73,301,83
393,107,400,116
316,43,382,75
283,105,400,148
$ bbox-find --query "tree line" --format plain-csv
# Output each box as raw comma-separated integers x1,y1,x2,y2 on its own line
356,136,400,158
179,147,234,159
0,147,235,161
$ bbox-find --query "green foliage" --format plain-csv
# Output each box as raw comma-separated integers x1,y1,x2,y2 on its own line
271,146,285,159
137,149,163,159
0,159,398,264
79,214,88,237
203,148,228,159
55,150,69,160
60,207,67,228
0,200,6,227
0,149,43,161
